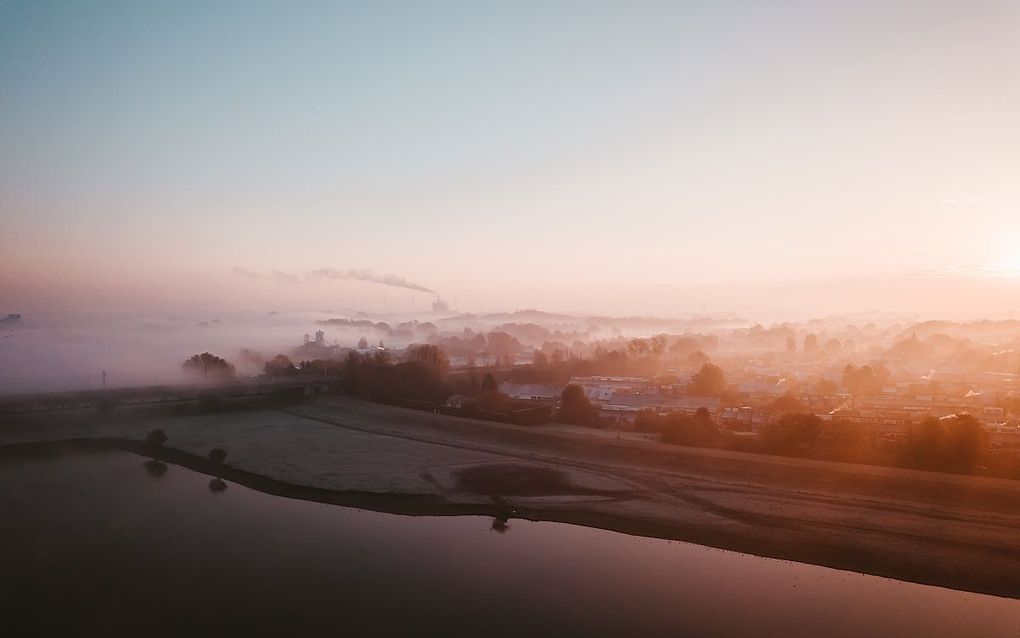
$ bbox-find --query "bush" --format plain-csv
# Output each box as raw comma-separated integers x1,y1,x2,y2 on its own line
758,414,880,463
687,363,727,397
144,459,168,477
762,413,824,457
478,389,509,412
145,428,168,450
341,352,453,402
634,409,661,432
899,414,987,473
660,408,718,446
182,352,236,382
558,384,596,425
208,448,227,466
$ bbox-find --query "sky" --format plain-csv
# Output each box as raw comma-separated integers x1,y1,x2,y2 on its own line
2,1,1020,318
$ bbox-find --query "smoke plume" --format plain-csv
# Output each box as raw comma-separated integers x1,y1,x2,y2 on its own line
232,267,435,294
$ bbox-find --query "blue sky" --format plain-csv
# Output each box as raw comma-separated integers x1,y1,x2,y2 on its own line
3,1,1020,315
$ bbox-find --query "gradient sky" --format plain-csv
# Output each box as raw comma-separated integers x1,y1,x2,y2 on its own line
3,1,1020,316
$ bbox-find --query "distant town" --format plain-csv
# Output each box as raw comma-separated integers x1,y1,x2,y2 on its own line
9,308,1016,479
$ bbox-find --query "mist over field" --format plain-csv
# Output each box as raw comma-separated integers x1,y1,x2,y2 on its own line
0,311,309,392
8,263,1020,395
4,2,1020,634
7,298,1020,396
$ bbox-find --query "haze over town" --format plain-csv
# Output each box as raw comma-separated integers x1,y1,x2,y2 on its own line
3,2,1020,636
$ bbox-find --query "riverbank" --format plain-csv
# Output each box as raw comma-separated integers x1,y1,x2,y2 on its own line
2,395,1020,598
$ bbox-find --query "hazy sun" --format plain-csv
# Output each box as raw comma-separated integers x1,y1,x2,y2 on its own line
987,253,1020,277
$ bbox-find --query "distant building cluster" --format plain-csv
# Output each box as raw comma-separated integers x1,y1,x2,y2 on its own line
491,362,1020,454
294,330,341,359
291,329,392,360
279,315,1020,455
499,376,720,425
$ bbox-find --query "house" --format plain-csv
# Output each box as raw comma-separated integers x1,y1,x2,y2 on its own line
720,406,775,432
567,376,656,404
569,375,652,389
737,379,789,397
446,394,473,409
498,383,561,402
599,394,721,424
583,386,615,402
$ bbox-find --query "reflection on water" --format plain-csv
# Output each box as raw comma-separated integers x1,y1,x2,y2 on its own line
143,459,167,478
490,495,513,533
1,448,1018,637
490,516,509,533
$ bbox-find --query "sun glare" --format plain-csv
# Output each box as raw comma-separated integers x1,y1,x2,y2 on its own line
986,249,1020,277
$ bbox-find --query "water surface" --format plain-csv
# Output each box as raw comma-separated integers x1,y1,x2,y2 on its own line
1,449,1017,637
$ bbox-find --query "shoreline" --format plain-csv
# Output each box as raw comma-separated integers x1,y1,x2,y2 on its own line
2,435,1018,600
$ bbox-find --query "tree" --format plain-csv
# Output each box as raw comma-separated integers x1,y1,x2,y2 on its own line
182,352,236,382
406,344,449,375
339,349,454,402
634,409,661,432
762,413,824,456
900,414,987,473
823,338,842,356
342,352,368,396
627,339,651,358
814,378,839,395
687,363,727,397
842,363,891,395
357,336,369,349
785,336,797,353
769,394,805,414
668,337,700,357
485,332,522,361
480,373,498,394
660,408,718,446
208,448,227,466
264,354,297,376
592,349,628,376
686,350,710,370
943,414,986,471
453,373,481,397
803,333,819,354
146,428,168,450
476,372,506,411
558,384,595,425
